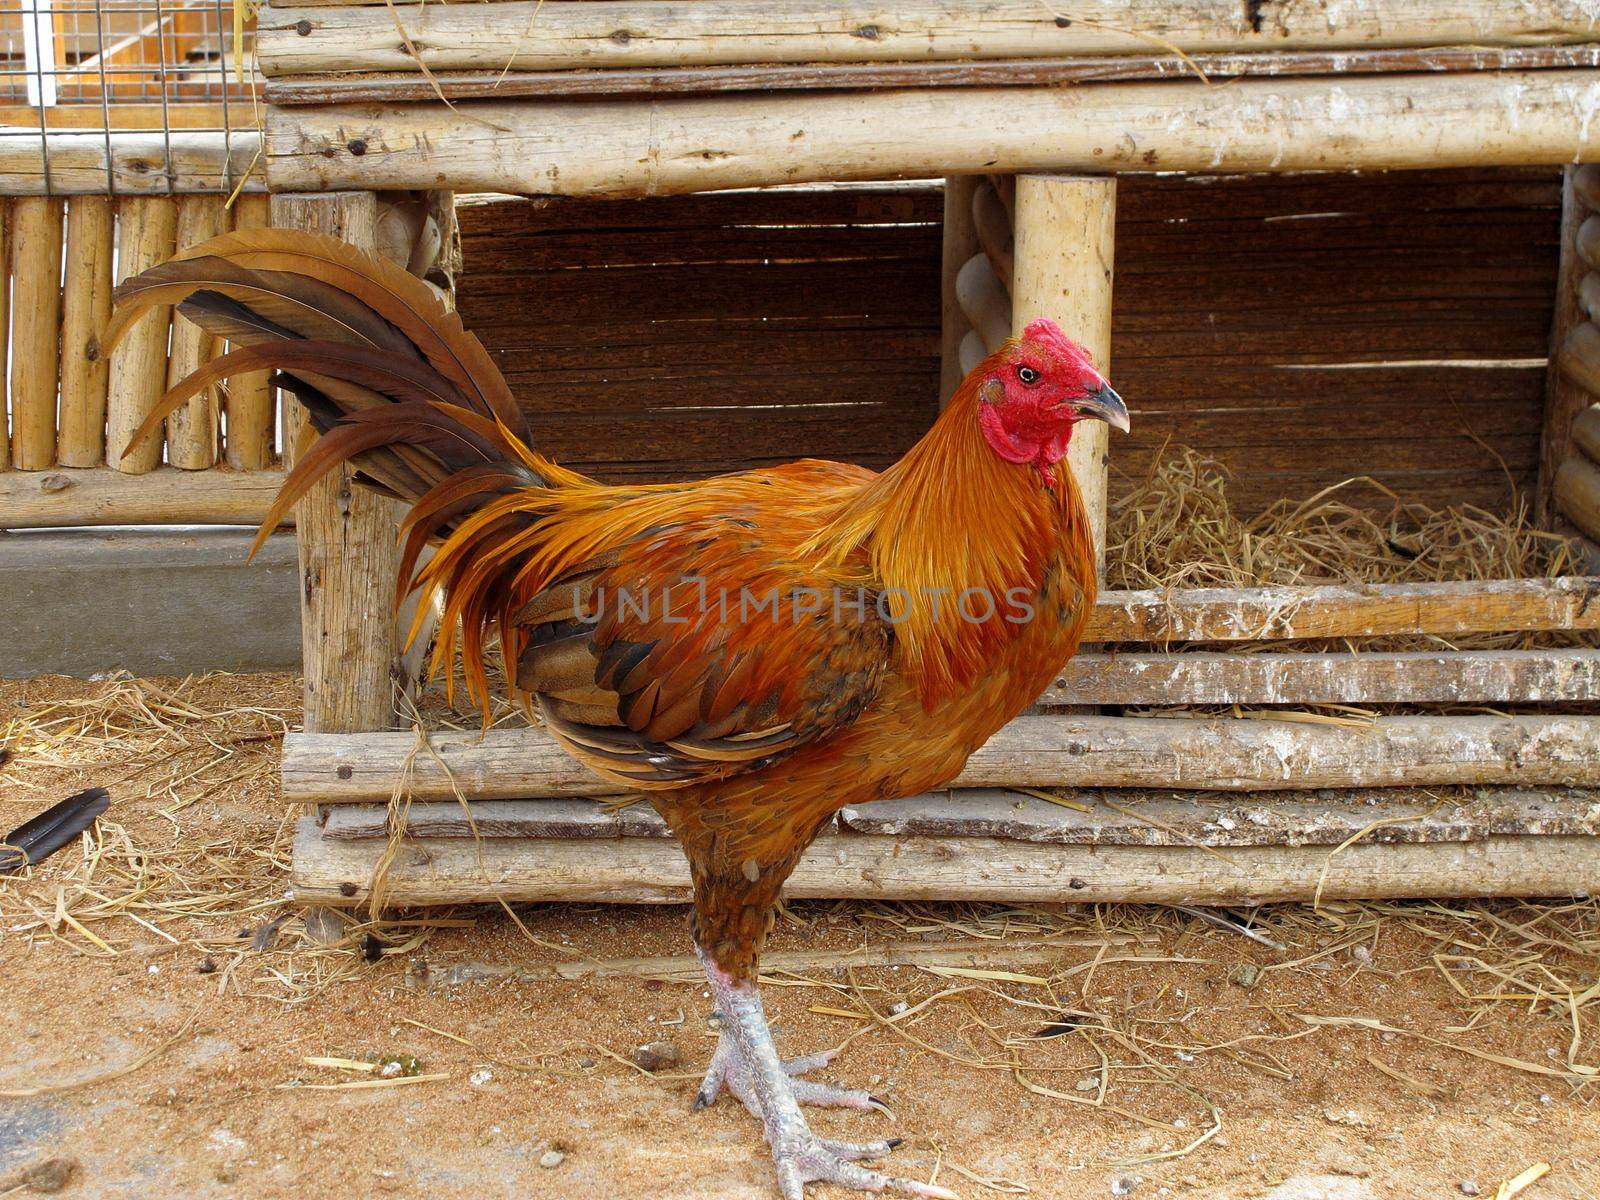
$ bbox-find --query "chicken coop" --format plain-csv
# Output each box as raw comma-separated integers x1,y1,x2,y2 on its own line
6,1,1600,908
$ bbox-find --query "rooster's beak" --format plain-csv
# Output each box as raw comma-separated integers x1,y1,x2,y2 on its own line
1077,382,1130,433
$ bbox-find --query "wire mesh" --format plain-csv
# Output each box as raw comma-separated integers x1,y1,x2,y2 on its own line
0,0,259,194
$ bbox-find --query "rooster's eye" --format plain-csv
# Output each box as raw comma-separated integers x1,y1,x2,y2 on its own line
1017,366,1041,386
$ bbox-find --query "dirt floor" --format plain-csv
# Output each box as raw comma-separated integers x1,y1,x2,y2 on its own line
1,673,1598,1200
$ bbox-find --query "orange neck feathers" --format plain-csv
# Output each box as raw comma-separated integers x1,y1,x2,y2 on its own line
812,369,1092,708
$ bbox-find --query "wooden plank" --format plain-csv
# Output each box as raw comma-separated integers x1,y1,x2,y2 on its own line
280,712,1600,805
258,2,1600,74
0,529,300,679
263,45,1600,104
56,197,115,469
317,787,1600,846
0,131,261,196
291,817,1600,907
266,71,1600,196
938,176,979,406
1052,648,1600,706
0,466,289,529
7,197,63,471
271,191,403,734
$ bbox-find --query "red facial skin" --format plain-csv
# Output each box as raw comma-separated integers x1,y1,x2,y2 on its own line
976,318,1111,487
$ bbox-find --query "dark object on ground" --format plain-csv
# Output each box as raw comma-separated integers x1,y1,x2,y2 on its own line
0,788,110,873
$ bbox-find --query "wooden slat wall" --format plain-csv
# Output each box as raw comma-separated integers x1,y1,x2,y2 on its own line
455,168,1560,513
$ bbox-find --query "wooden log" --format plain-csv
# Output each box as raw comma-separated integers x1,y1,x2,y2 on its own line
954,252,1011,353
164,196,230,470
270,191,402,734
0,528,301,680
280,713,1600,804
1542,168,1594,524
0,466,290,529
290,817,1600,907
1050,647,1600,707
1092,577,1600,643
259,2,1600,75
938,177,979,406
1557,321,1600,395
263,45,1600,106
1575,163,1600,210
320,787,1600,846
0,201,8,471
1013,174,1116,575
1574,403,1600,462
972,178,1014,292
266,70,1600,196
223,194,277,470
1555,454,1600,542
0,131,261,196
106,198,177,476
56,197,115,469
8,198,63,471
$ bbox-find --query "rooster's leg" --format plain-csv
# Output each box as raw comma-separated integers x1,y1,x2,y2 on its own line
697,948,957,1200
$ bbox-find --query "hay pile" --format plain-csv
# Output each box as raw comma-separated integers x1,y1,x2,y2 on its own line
1108,447,1585,592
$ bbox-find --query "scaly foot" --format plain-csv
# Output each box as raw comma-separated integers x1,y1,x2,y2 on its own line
697,948,958,1200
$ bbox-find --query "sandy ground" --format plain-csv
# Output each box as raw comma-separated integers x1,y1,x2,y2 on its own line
1,672,1598,1200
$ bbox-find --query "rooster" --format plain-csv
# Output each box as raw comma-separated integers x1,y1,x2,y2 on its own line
112,230,1127,1200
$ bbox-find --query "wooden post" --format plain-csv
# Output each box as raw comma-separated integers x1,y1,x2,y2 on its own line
0,199,10,473
8,197,63,471
165,195,230,469
224,193,276,470
56,196,115,468
269,191,402,734
938,177,980,407
107,197,178,475
1539,165,1594,524
1011,174,1116,574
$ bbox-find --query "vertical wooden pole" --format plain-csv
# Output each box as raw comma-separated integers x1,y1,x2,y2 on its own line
57,196,115,468
224,193,276,470
939,177,981,408
165,194,230,469
1012,174,1117,576
1540,165,1595,526
9,197,63,471
270,191,402,734
107,197,177,475
0,199,11,472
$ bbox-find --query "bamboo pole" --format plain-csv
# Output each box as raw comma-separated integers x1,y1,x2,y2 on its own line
56,196,115,468
107,198,178,475
223,193,276,470
8,197,63,471
280,713,1600,805
258,1,1600,75
164,195,229,469
1555,454,1600,542
269,191,402,734
1011,174,1116,575
266,70,1600,196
